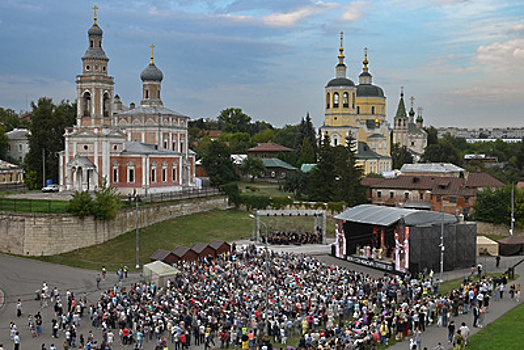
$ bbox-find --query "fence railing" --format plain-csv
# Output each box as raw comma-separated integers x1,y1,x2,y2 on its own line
121,187,223,206
0,187,223,214
0,183,27,193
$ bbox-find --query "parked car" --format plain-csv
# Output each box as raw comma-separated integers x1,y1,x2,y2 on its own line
42,184,59,192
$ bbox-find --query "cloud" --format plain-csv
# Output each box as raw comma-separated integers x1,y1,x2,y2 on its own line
476,38,524,70
340,1,369,21
512,24,524,32
215,1,337,27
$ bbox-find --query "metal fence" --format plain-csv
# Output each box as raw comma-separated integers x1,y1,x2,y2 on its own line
0,183,27,192
0,197,69,213
122,187,223,206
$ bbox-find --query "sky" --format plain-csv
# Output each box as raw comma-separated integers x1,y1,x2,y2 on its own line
1,0,523,130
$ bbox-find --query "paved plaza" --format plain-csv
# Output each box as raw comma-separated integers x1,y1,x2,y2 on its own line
0,241,522,350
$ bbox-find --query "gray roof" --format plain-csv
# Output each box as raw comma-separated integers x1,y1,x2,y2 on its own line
357,142,391,160
357,84,385,98
404,201,432,210
123,141,178,155
88,24,103,36
326,77,356,87
401,163,465,174
6,128,30,140
116,105,189,118
140,63,164,82
82,48,108,60
408,122,426,134
335,204,458,227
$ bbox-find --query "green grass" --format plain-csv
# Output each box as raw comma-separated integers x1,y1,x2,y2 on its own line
466,301,524,349
36,209,253,271
480,234,508,242
0,197,69,213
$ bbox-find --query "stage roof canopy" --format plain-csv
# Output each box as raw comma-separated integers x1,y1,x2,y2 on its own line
335,204,458,227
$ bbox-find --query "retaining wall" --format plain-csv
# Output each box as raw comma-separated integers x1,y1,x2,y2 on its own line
0,196,229,256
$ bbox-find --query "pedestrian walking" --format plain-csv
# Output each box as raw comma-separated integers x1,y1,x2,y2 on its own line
16,300,22,317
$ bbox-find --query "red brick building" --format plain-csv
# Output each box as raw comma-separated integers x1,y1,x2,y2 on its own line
59,13,195,195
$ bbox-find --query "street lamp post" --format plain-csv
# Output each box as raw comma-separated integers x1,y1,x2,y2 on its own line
134,192,140,269
249,214,269,335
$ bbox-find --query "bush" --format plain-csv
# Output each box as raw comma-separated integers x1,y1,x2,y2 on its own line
327,201,346,213
240,195,271,210
248,186,260,192
67,190,93,218
271,196,293,209
91,182,122,220
222,183,241,208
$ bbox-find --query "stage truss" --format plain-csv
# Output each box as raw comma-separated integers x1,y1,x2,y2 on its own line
251,209,327,245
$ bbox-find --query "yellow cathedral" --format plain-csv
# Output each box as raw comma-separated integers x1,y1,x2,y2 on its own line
319,33,392,175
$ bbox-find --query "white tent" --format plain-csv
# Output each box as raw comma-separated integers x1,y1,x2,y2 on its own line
477,236,499,256
143,261,180,286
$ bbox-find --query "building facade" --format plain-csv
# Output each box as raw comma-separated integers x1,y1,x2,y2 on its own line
59,11,195,195
5,128,30,164
319,34,391,175
392,91,427,162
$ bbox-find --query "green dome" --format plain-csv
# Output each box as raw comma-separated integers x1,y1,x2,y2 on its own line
356,84,384,97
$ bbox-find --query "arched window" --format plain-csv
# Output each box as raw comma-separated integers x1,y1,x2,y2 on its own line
127,162,135,183
326,93,330,109
333,93,339,108
103,93,110,117
151,162,157,183
145,89,149,99
157,90,161,98
356,106,360,114
172,163,178,182
343,92,349,108
83,92,91,117
90,40,94,48
112,163,119,183
162,162,168,182
371,106,376,114
352,93,356,108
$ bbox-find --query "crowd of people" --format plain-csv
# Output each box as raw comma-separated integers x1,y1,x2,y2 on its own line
264,230,322,245
8,245,519,350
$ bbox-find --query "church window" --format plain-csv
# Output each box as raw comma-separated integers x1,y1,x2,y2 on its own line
343,92,349,108
162,168,167,182
326,93,330,109
113,165,119,183
90,40,94,48
83,145,88,150
371,106,375,114
157,90,160,98
172,163,178,182
333,138,338,146
411,141,415,146
102,66,106,72
151,162,157,183
127,163,135,183
85,65,90,71
180,140,184,153
145,90,149,99
114,145,118,151
352,93,355,108
356,106,360,114
83,92,91,117
103,93,110,117
333,93,339,108
164,139,168,149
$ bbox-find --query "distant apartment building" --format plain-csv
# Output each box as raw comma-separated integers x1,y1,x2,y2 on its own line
6,128,30,164
438,127,524,140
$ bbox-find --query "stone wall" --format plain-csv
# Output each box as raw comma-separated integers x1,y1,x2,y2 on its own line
0,196,229,256
476,221,523,236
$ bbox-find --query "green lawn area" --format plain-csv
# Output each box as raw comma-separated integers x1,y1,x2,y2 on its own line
466,301,524,349
36,209,253,271
0,197,69,213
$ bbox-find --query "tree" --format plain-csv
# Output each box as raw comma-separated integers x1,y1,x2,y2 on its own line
421,139,462,165
333,134,367,206
67,190,93,218
91,181,122,220
307,135,337,202
0,107,21,131
217,108,252,134
284,171,310,199
239,156,266,182
298,138,316,165
391,143,413,170
273,124,299,149
473,186,512,224
201,140,239,186
252,128,275,144
424,126,439,146
25,98,69,188
294,113,317,160
219,132,254,154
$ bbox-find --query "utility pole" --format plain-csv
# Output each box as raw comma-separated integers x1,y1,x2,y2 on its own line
440,204,445,283
511,183,515,235
42,148,46,188
135,192,140,269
